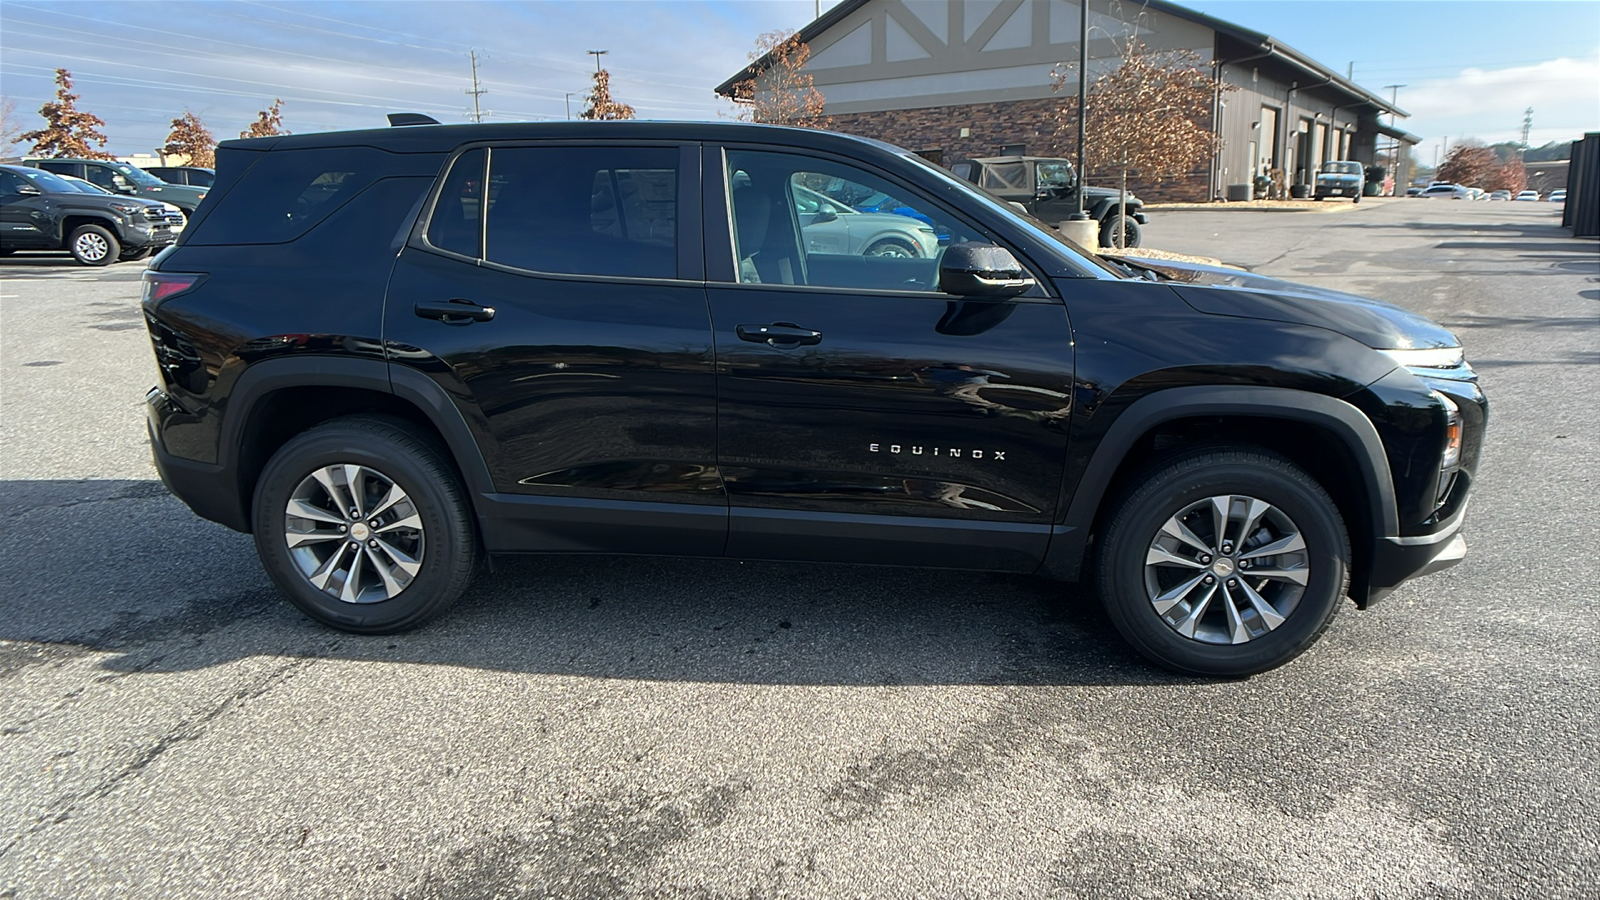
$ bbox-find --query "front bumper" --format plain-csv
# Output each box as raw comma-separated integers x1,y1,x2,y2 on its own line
1363,502,1469,605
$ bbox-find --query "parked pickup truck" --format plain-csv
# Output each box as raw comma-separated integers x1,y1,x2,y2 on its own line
950,155,1146,248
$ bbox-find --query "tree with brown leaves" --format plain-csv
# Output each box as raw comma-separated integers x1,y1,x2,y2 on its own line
241,99,289,139
580,70,636,121
1436,144,1498,188
726,31,831,129
21,69,116,159
1051,43,1227,185
162,109,216,168
1487,158,1527,194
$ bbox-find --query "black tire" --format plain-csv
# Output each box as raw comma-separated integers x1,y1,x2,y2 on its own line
1098,212,1141,249
863,237,919,258
68,224,120,266
1095,447,1349,677
251,416,479,633
1352,193,1361,204
120,247,153,262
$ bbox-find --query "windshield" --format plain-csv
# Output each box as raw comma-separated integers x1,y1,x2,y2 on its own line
113,163,165,188
899,152,1123,279
64,177,113,194
1319,162,1361,175
22,169,80,193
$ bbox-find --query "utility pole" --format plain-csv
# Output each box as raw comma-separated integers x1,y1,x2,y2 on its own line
565,92,574,121
1383,84,1404,190
1520,107,1533,151
466,49,487,123
587,49,608,73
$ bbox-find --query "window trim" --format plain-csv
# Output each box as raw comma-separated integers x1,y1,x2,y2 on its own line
707,142,1057,301
411,139,702,285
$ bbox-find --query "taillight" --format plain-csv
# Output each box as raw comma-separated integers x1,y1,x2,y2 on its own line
142,271,201,306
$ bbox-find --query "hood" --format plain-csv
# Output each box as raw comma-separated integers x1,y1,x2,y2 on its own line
1082,185,1140,205
1115,256,1459,351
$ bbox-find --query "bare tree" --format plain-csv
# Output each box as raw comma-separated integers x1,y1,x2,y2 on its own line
579,70,636,121
1,96,24,156
725,31,831,129
21,69,116,159
241,99,289,139
162,109,216,168
1436,144,1497,188
1051,43,1228,184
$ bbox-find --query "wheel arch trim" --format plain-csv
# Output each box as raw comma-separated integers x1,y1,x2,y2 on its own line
1044,385,1397,579
222,355,496,500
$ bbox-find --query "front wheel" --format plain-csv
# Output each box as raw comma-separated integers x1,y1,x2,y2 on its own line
69,224,119,266
863,237,918,258
252,416,479,633
1098,212,1141,249
1096,448,1349,676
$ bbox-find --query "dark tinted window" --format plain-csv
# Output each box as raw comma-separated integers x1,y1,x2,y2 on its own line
427,148,485,258
0,170,29,194
186,169,215,187
187,147,392,244
35,161,79,178
483,146,676,279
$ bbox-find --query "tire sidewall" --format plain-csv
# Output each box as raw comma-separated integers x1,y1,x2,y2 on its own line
1100,457,1348,677
69,224,119,267
252,423,473,633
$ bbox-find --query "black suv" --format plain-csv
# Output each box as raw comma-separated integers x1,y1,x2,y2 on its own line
1,164,184,264
950,156,1147,248
142,121,1486,676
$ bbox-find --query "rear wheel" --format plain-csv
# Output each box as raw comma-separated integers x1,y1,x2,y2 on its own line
68,224,119,266
1096,447,1349,676
252,416,479,633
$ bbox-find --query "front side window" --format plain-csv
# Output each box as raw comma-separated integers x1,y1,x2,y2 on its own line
1035,162,1073,190
726,149,1001,292
483,146,676,279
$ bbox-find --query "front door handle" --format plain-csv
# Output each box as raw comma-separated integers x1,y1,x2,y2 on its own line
736,323,822,346
415,298,495,324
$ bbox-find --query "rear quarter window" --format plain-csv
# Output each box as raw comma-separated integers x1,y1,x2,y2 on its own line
184,147,400,245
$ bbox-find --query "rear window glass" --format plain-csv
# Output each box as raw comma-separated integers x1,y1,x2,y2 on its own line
187,147,393,244
482,145,677,279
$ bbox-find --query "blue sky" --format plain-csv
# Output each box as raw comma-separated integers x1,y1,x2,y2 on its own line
2,0,1596,164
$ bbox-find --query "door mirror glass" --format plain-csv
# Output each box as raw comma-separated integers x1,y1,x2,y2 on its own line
939,243,1036,298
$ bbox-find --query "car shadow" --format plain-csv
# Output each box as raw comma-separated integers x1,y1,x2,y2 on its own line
0,479,1193,687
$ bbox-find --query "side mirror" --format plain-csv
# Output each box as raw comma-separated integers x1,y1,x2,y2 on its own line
17,185,41,196
939,243,1036,299
112,176,131,192
811,209,838,224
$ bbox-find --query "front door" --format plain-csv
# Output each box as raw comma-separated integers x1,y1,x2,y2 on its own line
707,146,1074,572
383,143,724,557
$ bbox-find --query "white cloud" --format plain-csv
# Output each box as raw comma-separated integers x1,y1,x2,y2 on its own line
1401,50,1600,153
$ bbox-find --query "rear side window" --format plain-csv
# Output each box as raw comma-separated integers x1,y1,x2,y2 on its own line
428,148,485,258
482,146,677,279
186,147,391,244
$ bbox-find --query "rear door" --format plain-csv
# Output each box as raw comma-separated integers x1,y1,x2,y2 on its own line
705,145,1075,572
383,142,725,557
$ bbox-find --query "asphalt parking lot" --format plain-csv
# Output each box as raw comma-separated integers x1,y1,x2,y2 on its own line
2,198,1596,899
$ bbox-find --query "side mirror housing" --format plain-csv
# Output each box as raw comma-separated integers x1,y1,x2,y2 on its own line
939,242,1036,299
17,185,41,196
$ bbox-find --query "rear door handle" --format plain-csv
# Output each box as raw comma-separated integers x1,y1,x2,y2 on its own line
415,298,495,324
736,323,822,346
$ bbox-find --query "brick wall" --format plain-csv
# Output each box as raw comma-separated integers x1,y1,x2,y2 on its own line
830,98,1217,203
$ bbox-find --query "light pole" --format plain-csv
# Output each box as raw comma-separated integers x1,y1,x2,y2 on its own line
565,92,574,121
587,49,608,73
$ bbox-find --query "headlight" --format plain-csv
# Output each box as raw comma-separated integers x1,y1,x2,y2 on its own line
1380,347,1464,370
109,201,144,215
1436,392,1462,470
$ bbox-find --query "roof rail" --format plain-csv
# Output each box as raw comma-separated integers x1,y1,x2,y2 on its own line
387,113,441,127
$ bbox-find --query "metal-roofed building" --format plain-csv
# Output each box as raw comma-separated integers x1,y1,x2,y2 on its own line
715,0,1419,200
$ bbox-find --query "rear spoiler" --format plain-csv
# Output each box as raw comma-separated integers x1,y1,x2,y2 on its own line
387,113,441,127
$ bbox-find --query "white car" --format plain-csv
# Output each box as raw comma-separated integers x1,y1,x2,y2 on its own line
1419,183,1472,200
1514,190,1540,201
1548,189,1567,203
1488,190,1511,201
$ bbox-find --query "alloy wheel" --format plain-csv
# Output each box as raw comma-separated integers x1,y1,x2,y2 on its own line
1142,493,1310,645
283,464,425,604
